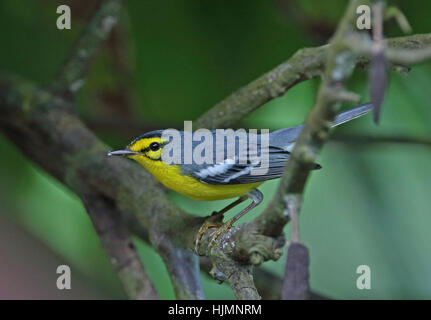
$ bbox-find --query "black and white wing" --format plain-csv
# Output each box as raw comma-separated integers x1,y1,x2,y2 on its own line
182,145,293,185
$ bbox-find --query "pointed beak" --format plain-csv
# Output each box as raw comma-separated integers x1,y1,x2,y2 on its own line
107,149,140,157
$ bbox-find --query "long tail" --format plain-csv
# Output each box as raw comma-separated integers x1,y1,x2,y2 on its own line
270,103,374,150
332,103,373,127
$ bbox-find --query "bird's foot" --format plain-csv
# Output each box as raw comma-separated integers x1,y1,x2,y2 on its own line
208,219,235,250
194,212,224,255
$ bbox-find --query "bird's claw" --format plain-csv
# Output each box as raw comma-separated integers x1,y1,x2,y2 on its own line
208,220,234,250
194,217,222,255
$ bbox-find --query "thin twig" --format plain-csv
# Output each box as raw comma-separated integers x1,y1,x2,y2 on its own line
51,0,125,98
386,46,431,65
346,32,431,66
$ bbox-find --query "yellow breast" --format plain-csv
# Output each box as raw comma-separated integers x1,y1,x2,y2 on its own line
131,155,262,201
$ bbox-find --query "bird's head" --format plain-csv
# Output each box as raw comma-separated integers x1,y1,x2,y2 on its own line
108,130,167,163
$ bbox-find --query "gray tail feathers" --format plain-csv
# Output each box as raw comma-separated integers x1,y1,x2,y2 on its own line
270,103,373,149
332,103,373,127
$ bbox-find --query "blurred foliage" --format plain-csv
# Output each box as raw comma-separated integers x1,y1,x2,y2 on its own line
0,0,430,299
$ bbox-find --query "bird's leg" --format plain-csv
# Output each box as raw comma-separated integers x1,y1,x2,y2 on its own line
212,195,248,217
208,189,263,249
194,195,248,254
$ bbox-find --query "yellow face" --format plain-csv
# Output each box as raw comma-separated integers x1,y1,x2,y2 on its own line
127,136,166,162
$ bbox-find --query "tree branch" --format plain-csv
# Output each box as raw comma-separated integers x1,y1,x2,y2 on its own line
199,257,329,300
195,34,431,130
80,189,159,299
275,0,362,300
346,32,431,66
153,236,205,299
0,73,164,299
0,73,208,298
386,46,431,65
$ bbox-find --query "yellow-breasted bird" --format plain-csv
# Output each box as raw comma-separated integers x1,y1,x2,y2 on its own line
108,103,372,250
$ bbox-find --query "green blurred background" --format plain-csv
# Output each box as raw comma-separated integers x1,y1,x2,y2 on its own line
0,0,430,299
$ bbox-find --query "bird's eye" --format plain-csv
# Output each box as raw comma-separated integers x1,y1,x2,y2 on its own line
149,142,160,151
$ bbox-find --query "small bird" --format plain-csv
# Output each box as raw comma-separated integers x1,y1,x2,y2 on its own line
108,103,372,250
